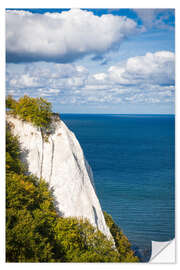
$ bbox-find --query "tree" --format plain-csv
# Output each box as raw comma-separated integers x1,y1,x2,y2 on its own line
6,127,118,262
6,173,61,262
6,95,17,111
6,125,60,262
54,217,119,262
103,211,139,262
15,95,52,129
6,95,52,129
6,99,139,263
6,124,24,174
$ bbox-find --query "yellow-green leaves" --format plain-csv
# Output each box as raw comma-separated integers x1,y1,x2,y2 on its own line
104,211,139,262
54,217,119,262
6,95,52,129
6,125,139,262
6,95,17,111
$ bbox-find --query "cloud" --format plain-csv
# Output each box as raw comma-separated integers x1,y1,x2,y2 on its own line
6,51,175,106
6,9,139,63
84,51,175,104
133,9,175,29
6,62,89,98
106,51,175,86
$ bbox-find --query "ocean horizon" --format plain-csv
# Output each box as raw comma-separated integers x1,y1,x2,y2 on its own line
61,113,175,262
59,113,175,116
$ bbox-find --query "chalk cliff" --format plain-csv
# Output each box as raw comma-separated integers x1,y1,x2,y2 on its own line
6,114,112,239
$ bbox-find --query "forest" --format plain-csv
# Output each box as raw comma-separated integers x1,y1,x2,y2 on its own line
6,96,139,262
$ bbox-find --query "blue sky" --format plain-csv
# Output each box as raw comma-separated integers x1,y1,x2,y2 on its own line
6,8,175,114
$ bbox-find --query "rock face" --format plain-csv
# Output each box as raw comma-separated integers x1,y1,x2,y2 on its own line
6,114,112,239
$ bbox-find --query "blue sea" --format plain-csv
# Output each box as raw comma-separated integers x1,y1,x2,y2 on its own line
60,114,175,262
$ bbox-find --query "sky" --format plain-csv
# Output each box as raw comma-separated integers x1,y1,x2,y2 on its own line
6,8,175,114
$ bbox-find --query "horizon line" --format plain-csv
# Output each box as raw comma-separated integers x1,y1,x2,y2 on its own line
58,113,175,115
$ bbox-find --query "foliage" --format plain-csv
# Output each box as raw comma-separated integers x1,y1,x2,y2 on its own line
6,120,139,262
6,95,17,111
6,127,60,262
54,217,119,262
6,95,52,129
6,172,62,262
104,211,139,262
6,124,25,174
6,168,118,262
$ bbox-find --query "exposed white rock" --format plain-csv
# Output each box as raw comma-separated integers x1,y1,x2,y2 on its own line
6,114,112,239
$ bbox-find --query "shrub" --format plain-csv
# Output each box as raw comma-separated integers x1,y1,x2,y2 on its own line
6,114,139,263
6,95,52,129
6,124,25,174
104,211,139,262
6,95,17,111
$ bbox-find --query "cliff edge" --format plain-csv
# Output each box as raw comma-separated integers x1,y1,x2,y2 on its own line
6,114,112,239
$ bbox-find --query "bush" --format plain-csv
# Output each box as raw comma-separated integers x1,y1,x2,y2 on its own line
6,95,52,129
6,125,60,262
6,95,17,111
104,211,139,262
6,111,139,263
6,124,25,174
54,217,119,262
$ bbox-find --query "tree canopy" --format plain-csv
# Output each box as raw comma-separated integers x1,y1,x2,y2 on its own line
6,95,52,129
104,211,139,262
6,98,139,263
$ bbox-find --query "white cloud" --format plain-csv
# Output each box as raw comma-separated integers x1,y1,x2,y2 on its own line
105,51,175,86
68,77,85,87
93,73,107,81
6,9,139,63
6,51,175,106
9,74,39,88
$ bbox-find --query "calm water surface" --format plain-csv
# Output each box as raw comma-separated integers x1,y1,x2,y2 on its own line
60,114,175,261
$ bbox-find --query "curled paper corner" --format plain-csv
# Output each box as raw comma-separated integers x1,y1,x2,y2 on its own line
150,239,175,263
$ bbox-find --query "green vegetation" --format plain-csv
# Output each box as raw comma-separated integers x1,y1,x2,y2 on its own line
6,95,52,129
6,95,17,111
104,211,139,262
6,97,139,263
6,125,25,174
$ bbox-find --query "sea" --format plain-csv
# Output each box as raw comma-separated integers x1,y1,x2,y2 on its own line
60,114,175,262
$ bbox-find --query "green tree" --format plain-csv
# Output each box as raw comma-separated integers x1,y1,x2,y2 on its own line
6,95,17,111
54,217,119,262
6,173,61,262
104,211,139,262
6,126,62,262
6,95,52,129
6,124,24,174
6,101,139,263
15,95,52,129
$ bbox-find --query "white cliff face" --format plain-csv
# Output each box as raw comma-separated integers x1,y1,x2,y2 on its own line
6,115,112,239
